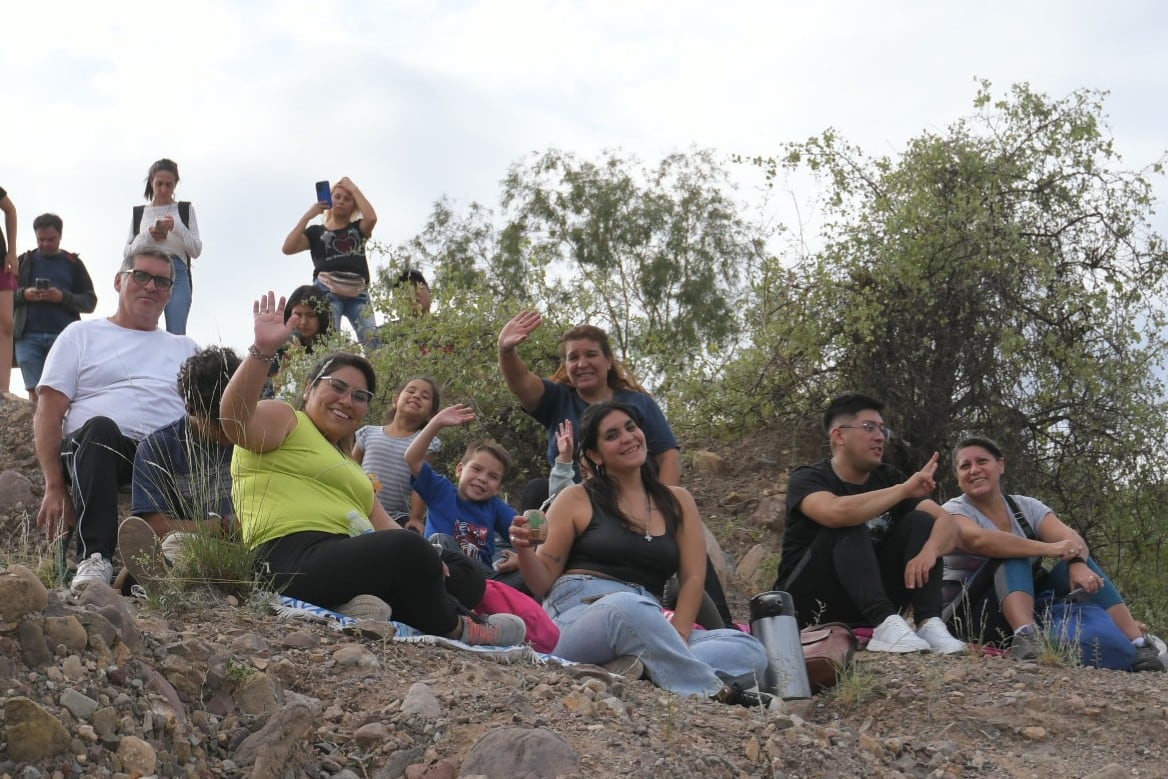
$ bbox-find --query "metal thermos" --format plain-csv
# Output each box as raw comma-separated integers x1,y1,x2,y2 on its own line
749,591,811,699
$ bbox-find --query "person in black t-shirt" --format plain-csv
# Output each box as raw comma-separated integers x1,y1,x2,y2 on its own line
774,393,966,654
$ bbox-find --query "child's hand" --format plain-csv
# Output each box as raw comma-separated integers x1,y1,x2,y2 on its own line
433,404,475,429
555,420,574,464
493,549,519,573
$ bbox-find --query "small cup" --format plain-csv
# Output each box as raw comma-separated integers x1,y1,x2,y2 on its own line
524,509,547,545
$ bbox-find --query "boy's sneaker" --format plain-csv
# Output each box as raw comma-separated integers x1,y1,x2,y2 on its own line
868,614,930,653
71,553,114,592
1132,641,1166,672
458,613,527,647
1008,627,1042,661
915,617,967,655
334,594,393,622
118,516,168,598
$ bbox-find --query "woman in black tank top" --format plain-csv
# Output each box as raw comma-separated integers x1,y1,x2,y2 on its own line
510,401,769,702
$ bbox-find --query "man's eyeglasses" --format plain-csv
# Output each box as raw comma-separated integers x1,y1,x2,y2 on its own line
838,421,893,439
122,269,174,290
316,375,374,405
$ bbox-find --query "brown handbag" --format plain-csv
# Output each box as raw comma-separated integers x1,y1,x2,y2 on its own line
800,622,857,692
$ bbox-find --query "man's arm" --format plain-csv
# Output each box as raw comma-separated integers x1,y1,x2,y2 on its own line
799,453,939,529
902,499,960,588
34,388,74,539
63,257,98,314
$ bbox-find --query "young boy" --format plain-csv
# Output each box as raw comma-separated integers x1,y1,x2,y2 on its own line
405,403,517,575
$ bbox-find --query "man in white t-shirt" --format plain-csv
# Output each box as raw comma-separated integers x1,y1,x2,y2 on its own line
34,249,198,590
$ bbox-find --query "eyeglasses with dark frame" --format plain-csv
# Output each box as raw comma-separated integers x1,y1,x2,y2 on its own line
122,269,175,290
315,375,374,405
837,421,894,440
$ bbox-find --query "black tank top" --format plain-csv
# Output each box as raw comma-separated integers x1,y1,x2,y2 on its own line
564,490,680,598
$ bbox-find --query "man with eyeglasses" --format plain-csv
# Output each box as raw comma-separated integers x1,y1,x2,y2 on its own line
34,249,198,591
773,393,966,654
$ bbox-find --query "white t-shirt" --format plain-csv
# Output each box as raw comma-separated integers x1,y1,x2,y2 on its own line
39,318,199,439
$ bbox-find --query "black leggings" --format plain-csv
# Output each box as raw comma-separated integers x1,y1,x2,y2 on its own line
784,510,944,628
257,530,480,636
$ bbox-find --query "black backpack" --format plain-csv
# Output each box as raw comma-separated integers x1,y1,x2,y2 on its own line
131,201,191,237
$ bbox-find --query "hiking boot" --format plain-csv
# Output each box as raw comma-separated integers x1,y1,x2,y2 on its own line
1008,627,1042,661
458,614,527,646
602,655,645,679
118,516,168,598
915,617,967,655
334,594,393,622
71,553,114,592
868,614,930,653
1132,641,1167,672
713,683,775,708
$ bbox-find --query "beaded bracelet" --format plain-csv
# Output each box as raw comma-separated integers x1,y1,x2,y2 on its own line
248,344,275,362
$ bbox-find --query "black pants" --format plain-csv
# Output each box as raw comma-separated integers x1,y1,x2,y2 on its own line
64,416,138,561
256,530,484,636
781,510,944,629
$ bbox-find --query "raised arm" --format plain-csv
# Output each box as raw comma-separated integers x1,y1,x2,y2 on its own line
497,310,547,412
336,177,377,237
281,203,326,255
800,452,939,529
404,404,474,476
220,292,299,452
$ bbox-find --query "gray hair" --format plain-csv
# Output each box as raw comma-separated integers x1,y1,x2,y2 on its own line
119,249,176,280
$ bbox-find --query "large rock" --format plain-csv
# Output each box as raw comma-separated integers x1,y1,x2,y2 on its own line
0,469,35,512
43,614,89,653
0,564,49,624
116,735,157,775
5,696,71,763
459,726,581,778
701,523,733,594
233,702,316,778
735,544,773,592
748,494,786,535
234,671,281,715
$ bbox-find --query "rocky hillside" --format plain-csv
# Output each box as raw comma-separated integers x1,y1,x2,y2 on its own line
0,393,1165,779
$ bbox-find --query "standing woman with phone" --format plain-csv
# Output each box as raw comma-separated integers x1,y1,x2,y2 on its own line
125,159,202,335
281,177,379,346
0,185,17,394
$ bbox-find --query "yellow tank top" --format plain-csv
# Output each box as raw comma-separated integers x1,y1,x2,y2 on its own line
232,409,376,548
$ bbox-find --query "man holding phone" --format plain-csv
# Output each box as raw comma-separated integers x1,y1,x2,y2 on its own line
14,213,97,400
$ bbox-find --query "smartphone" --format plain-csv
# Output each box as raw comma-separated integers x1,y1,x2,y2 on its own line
35,278,49,290
314,180,332,207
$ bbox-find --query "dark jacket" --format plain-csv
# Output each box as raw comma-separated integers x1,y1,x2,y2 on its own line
13,250,98,339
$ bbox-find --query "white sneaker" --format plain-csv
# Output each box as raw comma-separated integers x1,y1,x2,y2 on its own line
868,614,931,653
72,553,114,591
915,617,967,655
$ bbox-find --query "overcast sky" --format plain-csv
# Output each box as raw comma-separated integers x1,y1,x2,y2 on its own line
4,0,1165,390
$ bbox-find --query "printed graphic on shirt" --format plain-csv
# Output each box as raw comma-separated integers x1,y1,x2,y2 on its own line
454,521,490,560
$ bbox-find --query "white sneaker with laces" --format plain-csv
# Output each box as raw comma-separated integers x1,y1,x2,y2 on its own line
915,617,967,654
868,614,931,653
71,553,114,591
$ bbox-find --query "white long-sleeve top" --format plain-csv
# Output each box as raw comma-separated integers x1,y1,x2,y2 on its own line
124,202,203,261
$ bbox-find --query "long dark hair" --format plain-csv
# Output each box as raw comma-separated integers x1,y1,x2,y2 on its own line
144,158,180,200
284,285,333,349
578,401,681,536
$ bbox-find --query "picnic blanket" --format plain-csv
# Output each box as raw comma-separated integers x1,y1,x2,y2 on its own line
270,594,570,666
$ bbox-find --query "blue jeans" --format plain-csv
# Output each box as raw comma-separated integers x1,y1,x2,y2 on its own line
544,574,768,697
164,256,192,335
314,279,377,346
15,331,59,391
995,557,1123,610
